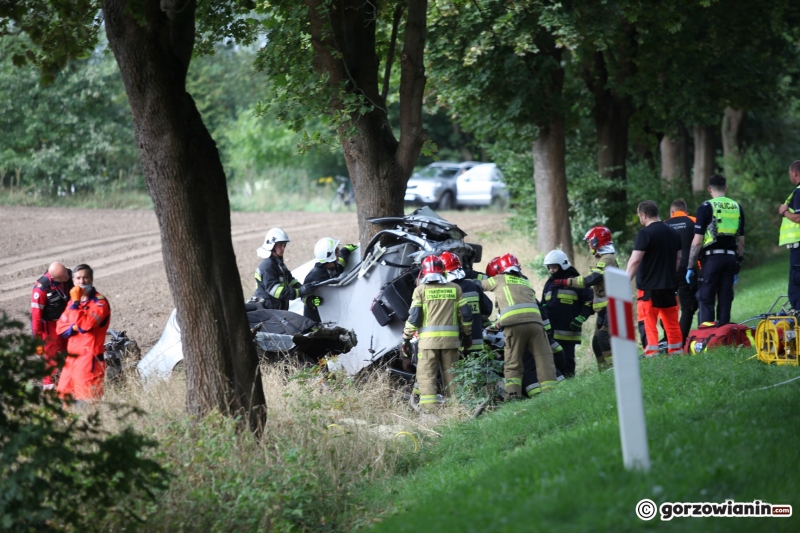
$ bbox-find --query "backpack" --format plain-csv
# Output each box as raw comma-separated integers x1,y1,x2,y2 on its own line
684,322,755,354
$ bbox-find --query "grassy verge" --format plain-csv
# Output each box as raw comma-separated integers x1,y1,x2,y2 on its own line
360,348,800,532
0,188,153,209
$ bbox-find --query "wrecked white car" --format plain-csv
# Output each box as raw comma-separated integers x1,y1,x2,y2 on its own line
137,207,481,381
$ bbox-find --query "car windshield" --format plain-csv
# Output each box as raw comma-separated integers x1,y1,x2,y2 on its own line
416,166,459,179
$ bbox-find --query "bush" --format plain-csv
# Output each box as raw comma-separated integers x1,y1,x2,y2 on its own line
0,315,168,532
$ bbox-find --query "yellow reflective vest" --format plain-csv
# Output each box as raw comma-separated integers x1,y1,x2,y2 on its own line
702,197,741,248
779,186,800,246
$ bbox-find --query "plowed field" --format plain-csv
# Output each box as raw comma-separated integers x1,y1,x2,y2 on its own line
0,207,508,350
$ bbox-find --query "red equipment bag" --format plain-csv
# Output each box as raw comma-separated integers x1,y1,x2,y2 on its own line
684,322,755,354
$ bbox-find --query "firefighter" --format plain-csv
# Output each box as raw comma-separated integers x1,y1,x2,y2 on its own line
541,250,593,377
30,262,74,389
553,226,619,371
481,253,557,399
439,251,492,355
402,256,473,411
251,228,315,311
778,160,800,310
55,264,111,402
303,238,358,322
665,198,698,342
686,174,745,325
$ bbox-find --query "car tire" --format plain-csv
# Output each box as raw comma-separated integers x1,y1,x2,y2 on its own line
490,195,506,211
437,191,454,211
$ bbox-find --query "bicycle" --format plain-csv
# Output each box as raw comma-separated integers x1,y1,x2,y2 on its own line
329,175,356,211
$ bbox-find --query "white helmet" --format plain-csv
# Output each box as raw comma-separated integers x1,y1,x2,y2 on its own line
314,237,340,263
543,249,571,270
257,228,290,258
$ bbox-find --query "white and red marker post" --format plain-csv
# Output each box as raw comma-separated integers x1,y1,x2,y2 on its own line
605,266,650,472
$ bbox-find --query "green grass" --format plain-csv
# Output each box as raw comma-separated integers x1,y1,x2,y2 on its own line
0,188,153,209
355,259,800,532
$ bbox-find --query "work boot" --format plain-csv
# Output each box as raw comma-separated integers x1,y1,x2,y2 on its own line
525,382,541,398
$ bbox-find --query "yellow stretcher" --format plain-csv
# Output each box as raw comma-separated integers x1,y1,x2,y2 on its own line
753,296,800,366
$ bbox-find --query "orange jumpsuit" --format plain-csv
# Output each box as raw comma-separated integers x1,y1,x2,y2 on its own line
55,291,111,400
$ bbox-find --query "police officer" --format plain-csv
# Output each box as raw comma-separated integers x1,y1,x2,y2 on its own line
30,262,74,389
665,198,698,341
439,251,492,355
554,226,619,371
303,238,357,322
481,253,557,399
251,228,314,311
686,174,745,325
541,250,593,377
402,256,472,411
779,161,800,310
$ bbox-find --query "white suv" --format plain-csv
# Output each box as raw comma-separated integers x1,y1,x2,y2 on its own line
404,161,480,210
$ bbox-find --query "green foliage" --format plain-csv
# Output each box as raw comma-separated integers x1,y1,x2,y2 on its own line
0,315,168,532
449,349,504,409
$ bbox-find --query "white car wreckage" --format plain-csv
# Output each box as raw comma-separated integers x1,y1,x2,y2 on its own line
137,207,485,382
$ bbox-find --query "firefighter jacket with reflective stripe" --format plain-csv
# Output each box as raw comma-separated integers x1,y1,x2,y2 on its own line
780,186,800,246
252,255,301,311
480,274,542,327
55,291,111,357
403,282,473,349
31,273,74,336
566,253,618,312
302,260,345,321
542,268,593,343
702,197,741,248
454,278,493,349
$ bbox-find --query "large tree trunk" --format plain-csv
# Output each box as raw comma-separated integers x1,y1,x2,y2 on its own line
307,0,427,248
583,49,635,234
692,124,715,192
533,115,573,260
721,107,745,177
660,130,689,184
104,0,266,431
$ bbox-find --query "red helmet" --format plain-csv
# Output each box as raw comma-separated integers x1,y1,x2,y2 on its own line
497,253,522,275
584,226,613,252
419,255,446,283
485,256,502,277
439,251,462,272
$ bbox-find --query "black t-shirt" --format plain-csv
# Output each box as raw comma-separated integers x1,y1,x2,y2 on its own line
633,221,681,290
664,214,694,270
694,199,745,252
791,187,800,212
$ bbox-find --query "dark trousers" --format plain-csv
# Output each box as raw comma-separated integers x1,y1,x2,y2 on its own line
559,341,578,377
676,266,699,341
697,254,737,325
790,247,800,311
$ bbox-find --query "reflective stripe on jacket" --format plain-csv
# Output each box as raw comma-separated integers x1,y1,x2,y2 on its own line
403,282,472,349
702,197,741,248
566,253,618,312
480,274,542,327
55,292,111,357
780,186,800,246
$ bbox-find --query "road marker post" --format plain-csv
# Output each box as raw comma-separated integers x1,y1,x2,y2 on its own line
605,266,650,472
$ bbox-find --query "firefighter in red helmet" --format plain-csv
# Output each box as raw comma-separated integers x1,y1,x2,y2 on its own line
403,255,473,412
439,251,493,355
480,253,558,399
553,226,619,371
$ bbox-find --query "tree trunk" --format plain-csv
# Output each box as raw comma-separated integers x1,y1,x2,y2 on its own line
583,49,635,234
660,131,688,184
103,0,266,431
692,124,715,192
306,0,427,248
533,115,573,261
721,107,745,177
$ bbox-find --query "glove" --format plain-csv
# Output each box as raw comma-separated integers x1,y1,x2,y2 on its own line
685,268,695,285
343,244,358,252
553,278,568,287
298,283,315,298
69,286,83,302
402,338,412,356
35,345,45,356
570,316,586,331
309,295,324,307
733,274,738,285
462,336,473,351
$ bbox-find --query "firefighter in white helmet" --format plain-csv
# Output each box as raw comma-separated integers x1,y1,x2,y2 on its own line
302,238,358,322
541,249,593,377
251,228,315,311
